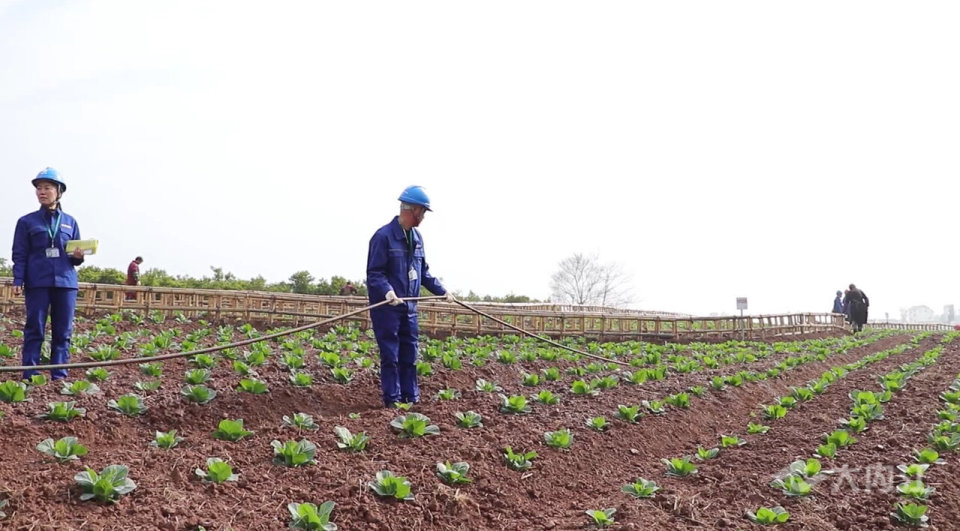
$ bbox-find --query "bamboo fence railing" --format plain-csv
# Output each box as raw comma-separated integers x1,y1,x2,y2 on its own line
864,322,955,332
0,279,951,340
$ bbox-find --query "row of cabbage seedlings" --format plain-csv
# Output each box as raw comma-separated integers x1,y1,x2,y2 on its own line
427,332,788,369
15,410,466,530
555,333,905,526
0,334,888,483
764,339,951,528
751,340,926,524
13,416,344,528
7,329,888,420
889,332,960,527
0,322,384,409
640,333,925,525
468,332,892,445
0,324,895,528
89,325,374,384
1,318,884,411
842,334,960,527
417,331,886,395
676,336,923,525
19,403,631,529
20,464,337,529
71,308,377,366
82,313,813,400
760,335,928,426
3,309,882,376
0,337,921,530
55,310,842,360
0,319,377,399
668,333,914,453
488,332,891,425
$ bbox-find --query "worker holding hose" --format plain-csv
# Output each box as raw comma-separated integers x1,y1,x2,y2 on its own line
11,167,85,380
366,186,454,407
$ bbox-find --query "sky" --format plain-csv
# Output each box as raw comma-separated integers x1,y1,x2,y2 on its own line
1,1,957,320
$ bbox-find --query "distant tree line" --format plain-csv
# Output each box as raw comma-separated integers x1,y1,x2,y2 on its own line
456,291,538,304
0,258,538,303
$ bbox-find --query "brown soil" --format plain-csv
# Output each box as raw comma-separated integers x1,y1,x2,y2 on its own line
0,311,956,531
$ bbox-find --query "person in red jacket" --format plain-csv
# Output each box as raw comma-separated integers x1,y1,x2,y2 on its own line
339,281,358,296
125,256,143,300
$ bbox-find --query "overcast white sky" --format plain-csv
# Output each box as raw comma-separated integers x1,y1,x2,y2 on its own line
1,1,957,319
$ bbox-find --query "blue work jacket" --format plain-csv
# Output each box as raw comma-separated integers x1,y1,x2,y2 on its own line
12,207,84,288
832,296,844,314
367,217,445,304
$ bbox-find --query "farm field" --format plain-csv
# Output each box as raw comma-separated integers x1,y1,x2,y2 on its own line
0,309,959,530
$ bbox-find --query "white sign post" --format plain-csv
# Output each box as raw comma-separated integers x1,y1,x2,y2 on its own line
736,297,748,340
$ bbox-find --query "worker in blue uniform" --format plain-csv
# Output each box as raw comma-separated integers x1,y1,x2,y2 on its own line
367,186,454,407
12,168,85,380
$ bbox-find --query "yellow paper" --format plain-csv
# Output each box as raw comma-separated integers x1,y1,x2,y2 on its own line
65,239,99,255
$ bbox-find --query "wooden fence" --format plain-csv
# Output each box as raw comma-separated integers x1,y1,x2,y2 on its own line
0,279,950,340
866,322,955,332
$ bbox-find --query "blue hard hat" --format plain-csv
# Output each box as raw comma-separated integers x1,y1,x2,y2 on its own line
836,290,842,295
32,167,66,192
398,185,432,211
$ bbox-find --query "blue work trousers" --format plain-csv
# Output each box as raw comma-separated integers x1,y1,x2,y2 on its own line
370,305,420,406
22,287,77,380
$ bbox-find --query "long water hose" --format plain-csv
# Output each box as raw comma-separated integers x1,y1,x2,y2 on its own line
453,299,629,366
0,296,628,373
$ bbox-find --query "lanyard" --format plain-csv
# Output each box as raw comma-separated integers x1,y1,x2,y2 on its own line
45,210,62,247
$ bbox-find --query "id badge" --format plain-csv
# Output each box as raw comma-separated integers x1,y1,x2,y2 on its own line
46,247,60,258
408,268,417,281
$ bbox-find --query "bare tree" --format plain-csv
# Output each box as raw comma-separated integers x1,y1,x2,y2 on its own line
550,253,633,308
595,260,633,308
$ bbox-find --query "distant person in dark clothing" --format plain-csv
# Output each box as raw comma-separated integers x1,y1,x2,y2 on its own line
125,256,143,300
339,281,358,296
842,289,852,322
832,290,844,314
846,284,869,333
